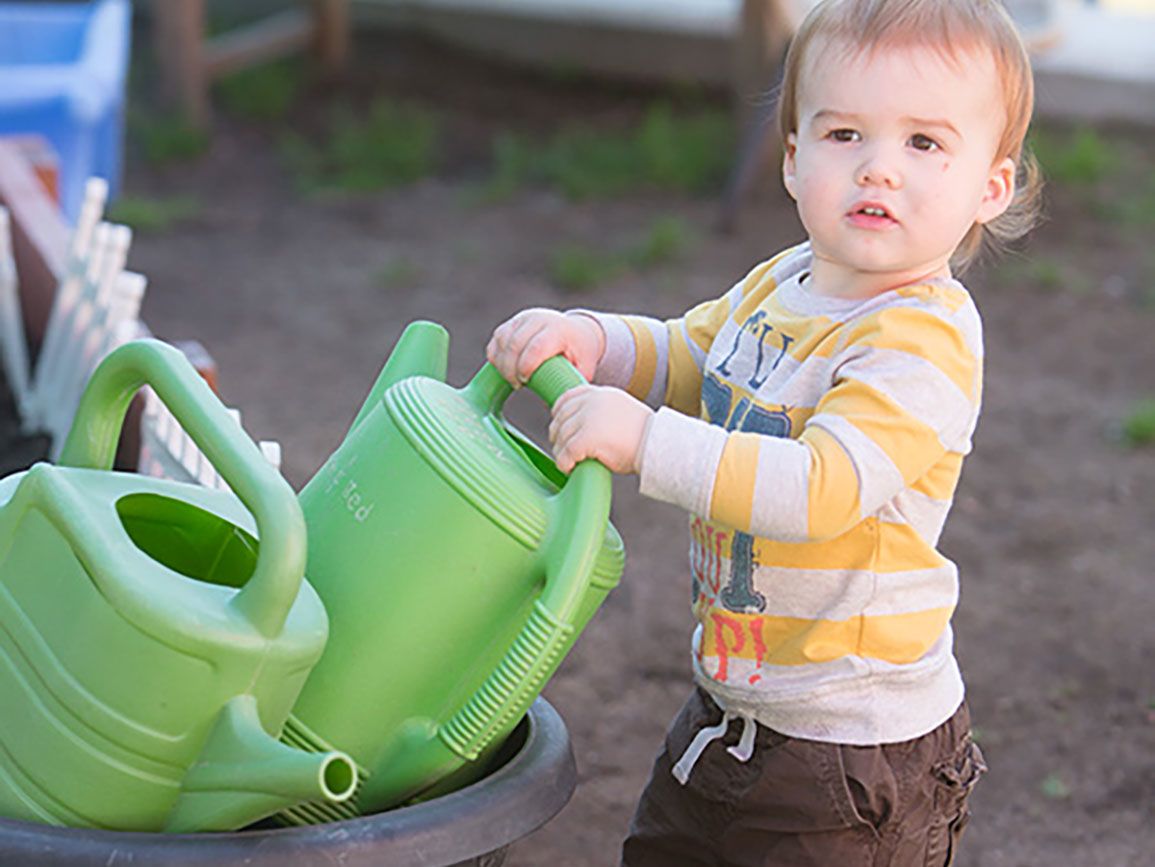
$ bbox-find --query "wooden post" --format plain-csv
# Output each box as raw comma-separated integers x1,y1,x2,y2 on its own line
311,0,351,75
153,1,349,129
734,0,793,137
720,0,797,229
153,0,210,129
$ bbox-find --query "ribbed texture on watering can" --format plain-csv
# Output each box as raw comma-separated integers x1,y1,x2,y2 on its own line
384,380,627,589
438,601,573,760
591,533,625,587
277,716,367,825
385,379,557,551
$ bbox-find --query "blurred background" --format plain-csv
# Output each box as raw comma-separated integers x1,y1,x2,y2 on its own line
0,1,1152,864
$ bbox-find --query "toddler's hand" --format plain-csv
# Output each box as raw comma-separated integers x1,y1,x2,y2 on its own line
487,309,605,386
549,385,653,475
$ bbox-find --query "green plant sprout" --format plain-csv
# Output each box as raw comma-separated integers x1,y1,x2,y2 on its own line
1120,398,1155,447
217,60,302,122
281,99,441,194
483,102,733,202
1039,772,1071,801
1030,125,1120,186
549,217,694,292
375,259,421,290
130,112,210,164
107,196,201,233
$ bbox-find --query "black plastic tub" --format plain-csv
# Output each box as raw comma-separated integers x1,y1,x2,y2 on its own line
0,697,575,867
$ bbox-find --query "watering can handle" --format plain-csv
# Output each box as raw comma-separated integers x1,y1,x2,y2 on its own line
440,356,613,760
57,339,307,639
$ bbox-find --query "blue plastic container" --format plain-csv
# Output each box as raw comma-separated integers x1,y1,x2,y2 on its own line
0,0,131,223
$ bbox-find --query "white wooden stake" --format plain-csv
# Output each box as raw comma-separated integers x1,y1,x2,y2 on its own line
45,224,132,457
25,178,108,430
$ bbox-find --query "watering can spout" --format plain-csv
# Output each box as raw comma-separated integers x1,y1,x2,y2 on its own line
348,320,449,433
165,696,358,833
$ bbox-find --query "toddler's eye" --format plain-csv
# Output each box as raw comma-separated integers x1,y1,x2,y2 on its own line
828,128,860,143
910,133,939,152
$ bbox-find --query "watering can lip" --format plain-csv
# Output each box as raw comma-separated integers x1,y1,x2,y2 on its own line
0,466,28,509
0,463,327,652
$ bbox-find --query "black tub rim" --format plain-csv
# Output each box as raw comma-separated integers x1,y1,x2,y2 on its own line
0,697,576,867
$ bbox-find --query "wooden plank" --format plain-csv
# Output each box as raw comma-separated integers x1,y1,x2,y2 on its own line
0,140,70,360
204,9,313,80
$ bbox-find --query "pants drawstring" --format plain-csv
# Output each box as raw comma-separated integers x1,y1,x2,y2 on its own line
671,711,757,785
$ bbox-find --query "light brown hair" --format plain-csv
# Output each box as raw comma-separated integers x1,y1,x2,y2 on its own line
776,0,1042,271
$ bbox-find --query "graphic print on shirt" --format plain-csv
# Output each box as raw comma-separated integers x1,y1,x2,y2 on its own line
696,311,795,614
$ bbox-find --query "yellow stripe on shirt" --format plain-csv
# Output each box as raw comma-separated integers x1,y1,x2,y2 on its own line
700,604,954,670
818,381,947,486
709,432,761,529
666,333,705,415
911,451,965,502
623,316,658,401
838,306,978,399
801,425,862,540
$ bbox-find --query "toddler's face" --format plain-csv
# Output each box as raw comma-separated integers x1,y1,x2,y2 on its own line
783,39,1015,292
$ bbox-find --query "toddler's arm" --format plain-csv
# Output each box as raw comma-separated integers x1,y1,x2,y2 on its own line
641,303,981,543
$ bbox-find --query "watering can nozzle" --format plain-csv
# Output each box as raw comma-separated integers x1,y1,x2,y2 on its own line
348,320,449,433
165,696,357,833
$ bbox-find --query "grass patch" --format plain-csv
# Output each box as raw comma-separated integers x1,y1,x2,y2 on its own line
1120,398,1155,447
1031,123,1155,233
1039,772,1071,801
1030,126,1121,186
549,245,622,292
549,217,694,292
991,254,1092,295
107,195,201,232
629,216,692,268
281,99,441,194
1098,174,1155,228
375,258,421,289
484,102,733,202
217,60,302,122
130,112,210,164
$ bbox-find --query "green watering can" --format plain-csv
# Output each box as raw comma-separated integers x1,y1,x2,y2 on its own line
278,321,624,822
0,340,357,833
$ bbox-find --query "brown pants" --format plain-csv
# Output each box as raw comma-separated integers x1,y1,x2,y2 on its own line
622,689,986,867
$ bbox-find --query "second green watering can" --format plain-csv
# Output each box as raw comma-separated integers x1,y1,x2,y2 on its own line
0,340,356,833
279,321,624,822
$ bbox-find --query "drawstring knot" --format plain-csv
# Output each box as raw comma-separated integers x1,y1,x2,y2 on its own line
671,712,757,785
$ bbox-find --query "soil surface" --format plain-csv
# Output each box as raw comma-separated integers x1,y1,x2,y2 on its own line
4,30,1152,866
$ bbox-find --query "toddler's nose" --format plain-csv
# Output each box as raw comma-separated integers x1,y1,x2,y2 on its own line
855,151,901,189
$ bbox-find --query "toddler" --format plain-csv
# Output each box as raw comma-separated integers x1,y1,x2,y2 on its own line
488,1,1041,863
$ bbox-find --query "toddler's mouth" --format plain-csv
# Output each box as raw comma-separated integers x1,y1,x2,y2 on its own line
848,202,898,227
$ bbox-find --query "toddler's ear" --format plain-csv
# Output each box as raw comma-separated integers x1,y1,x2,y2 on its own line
782,133,799,201
976,156,1016,224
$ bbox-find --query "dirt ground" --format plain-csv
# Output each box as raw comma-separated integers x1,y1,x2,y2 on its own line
4,28,1154,866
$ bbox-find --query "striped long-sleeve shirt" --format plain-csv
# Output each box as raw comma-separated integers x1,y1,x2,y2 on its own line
590,242,982,744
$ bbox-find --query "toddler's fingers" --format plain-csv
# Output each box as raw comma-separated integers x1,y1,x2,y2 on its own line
554,446,577,475
517,327,568,384
548,404,582,452
549,386,590,422
489,314,542,384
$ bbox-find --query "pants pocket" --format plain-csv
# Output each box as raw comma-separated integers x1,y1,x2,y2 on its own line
925,737,987,867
